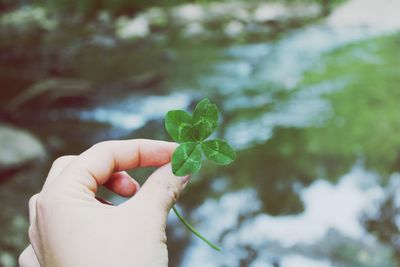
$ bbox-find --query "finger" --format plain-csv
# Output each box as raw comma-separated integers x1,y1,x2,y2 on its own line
28,194,39,225
58,139,177,193
19,245,41,267
104,171,140,197
123,163,190,221
43,155,76,189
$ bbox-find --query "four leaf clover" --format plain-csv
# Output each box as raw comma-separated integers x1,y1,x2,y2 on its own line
165,98,236,176
164,98,235,251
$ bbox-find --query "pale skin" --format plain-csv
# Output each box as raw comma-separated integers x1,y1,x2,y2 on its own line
18,139,190,267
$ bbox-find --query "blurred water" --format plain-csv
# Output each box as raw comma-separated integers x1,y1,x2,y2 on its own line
181,164,383,266
77,20,396,149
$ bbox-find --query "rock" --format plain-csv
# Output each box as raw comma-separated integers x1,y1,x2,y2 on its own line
172,4,205,23
6,78,93,112
327,0,400,32
0,124,46,174
253,3,288,22
182,22,205,37
253,3,320,23
224,20,245,38
116,15,150,39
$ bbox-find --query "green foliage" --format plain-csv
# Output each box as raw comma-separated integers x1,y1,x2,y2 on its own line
165,98,236,176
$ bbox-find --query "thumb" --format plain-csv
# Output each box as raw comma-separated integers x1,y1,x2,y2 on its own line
127,163,190,219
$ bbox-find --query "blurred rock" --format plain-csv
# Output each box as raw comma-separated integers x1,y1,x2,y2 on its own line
327,0,400,32
116,15,150,39
182,22,205,37
172,4,205,23
143,7,167,28
0,124,46,176
253,3,288,22
253,3,321,23
111,1,323,42
0,6,58,31
224,20,245,38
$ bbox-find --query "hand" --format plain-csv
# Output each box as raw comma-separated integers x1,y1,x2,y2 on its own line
19,139,189,267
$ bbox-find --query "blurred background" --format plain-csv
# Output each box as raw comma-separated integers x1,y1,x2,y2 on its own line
0,0,400,266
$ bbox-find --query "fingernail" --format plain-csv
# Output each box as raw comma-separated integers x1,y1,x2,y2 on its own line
95,197,114,206
181,175,190,183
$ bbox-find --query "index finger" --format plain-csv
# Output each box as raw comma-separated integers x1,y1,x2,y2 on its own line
57,139,177,193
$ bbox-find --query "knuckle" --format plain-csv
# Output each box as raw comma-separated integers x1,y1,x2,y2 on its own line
28,194,38,209
34,192,64,221
52,155,75,167
154,177,180,204
35,194,53,214
91,140,115,151
35,195,45,211
90,142,104,150
18,248,28,267
28,226,36,242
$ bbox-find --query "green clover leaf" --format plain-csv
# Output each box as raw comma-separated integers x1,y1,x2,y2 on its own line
201,139,236,165
193,98,219,141
165,110,196,143
164,98,236,252
172,142,202,176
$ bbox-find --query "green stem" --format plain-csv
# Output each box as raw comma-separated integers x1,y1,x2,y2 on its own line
172,205,221,252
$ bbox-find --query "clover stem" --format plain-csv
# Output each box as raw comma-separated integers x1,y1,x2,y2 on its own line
172,205,221,252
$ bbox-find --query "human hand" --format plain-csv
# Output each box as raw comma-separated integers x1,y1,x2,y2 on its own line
19,139,189,267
